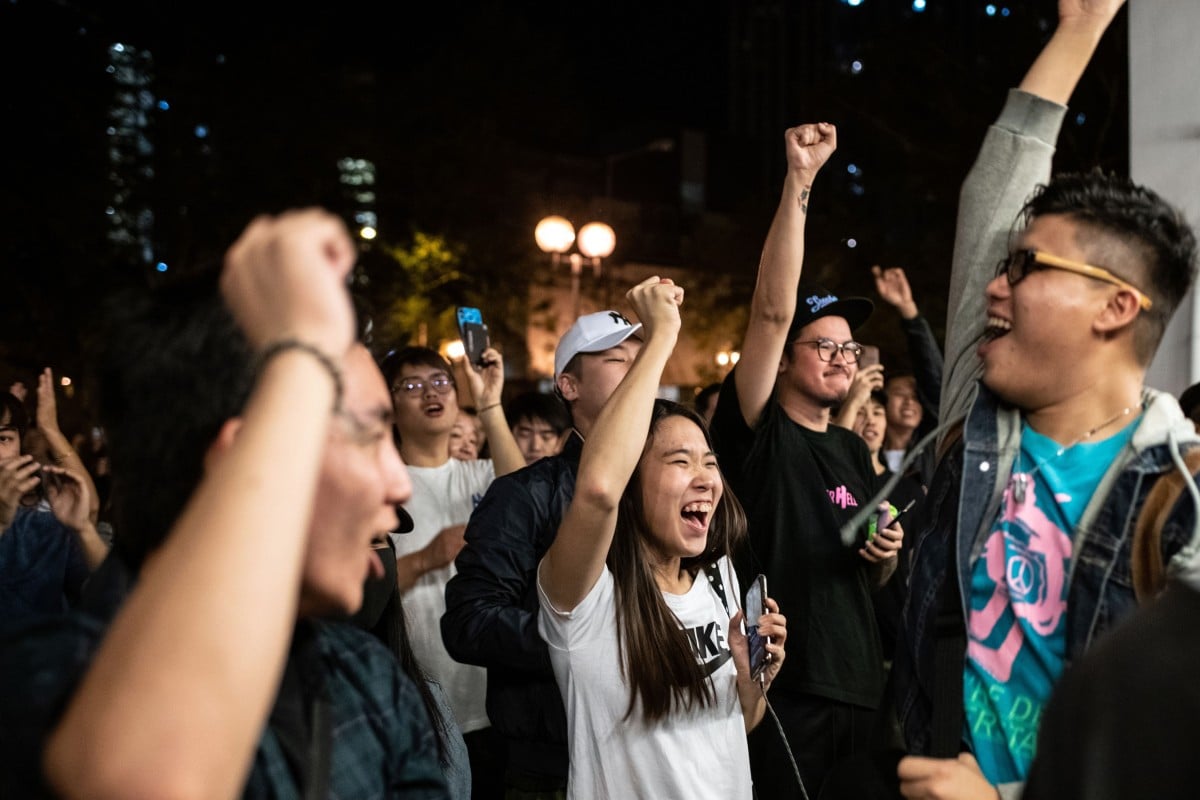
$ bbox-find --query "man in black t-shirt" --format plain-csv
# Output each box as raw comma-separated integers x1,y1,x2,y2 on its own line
709,123,903,799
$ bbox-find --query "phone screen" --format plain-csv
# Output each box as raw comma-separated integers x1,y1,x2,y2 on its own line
456,306,491,367
745,575,769,682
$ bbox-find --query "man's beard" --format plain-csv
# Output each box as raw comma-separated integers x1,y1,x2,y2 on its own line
811,382,849,409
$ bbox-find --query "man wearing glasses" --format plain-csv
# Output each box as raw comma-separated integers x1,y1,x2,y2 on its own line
381,345,525,794
894,2,1200,799
708,122,904,799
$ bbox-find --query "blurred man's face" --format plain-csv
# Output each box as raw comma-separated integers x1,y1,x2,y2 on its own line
854,400,887,455
390,362,458,441
512,416,562,464
885,376,922,434
558,338,643,429
300,346,412,617
0,424,20,460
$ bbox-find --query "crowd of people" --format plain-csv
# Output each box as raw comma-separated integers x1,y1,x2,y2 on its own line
3,2,1200,798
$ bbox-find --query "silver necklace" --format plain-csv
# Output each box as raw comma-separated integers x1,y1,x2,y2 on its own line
1009,401,1143,505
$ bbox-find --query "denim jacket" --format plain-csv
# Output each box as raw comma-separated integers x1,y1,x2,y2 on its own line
892,88,1200,792
896,383,1199,758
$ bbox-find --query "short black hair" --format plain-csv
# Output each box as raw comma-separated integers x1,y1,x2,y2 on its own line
97,273,255,570
378,346,451,390
505,391,570,435
1022,169,1198,365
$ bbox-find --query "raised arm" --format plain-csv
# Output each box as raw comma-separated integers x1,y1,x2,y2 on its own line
462,347,524,477
735,123,836,428
44,210,356,800
35,368,100,524
1021,0,1126,105
940,0,1124,427
873,265,944,417
539,278,682,611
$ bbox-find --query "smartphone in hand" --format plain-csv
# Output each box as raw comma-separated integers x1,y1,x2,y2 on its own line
745,574,770,684
456,306,491,367
859,344,881,368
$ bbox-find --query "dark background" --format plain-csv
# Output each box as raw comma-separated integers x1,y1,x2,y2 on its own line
0,0,1130,428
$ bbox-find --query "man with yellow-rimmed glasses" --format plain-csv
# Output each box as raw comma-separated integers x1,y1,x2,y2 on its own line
893,1,1200,799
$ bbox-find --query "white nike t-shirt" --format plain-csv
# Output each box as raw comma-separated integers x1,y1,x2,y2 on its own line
538,557,752,799
393,458,493,734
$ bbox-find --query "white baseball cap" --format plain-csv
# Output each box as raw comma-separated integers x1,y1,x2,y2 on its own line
554,310,643,378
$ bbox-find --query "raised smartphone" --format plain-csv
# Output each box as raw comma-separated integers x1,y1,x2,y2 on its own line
745,574,770,683
456,306,491,367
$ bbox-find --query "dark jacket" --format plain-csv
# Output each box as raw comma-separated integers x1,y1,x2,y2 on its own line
0,553,449,799
441,433,581,782
897,314,943,488
892,88,1200,799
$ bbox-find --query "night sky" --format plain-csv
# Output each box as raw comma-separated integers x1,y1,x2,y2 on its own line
1,0,1129,418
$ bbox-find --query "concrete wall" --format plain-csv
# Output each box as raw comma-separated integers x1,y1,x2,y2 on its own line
1131,2,1200,397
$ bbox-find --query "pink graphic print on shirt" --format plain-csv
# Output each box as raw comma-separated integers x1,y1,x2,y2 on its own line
966,475,1071,683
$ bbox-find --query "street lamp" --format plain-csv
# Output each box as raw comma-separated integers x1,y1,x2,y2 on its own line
535,215,616,319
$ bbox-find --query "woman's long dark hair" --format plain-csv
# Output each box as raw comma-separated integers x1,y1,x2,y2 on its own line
358,538,451,764
607,400,747,722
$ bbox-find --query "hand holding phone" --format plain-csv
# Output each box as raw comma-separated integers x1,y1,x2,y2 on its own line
879,498,916,531
456,306,491,367
859,344,881,369
745,574,770,684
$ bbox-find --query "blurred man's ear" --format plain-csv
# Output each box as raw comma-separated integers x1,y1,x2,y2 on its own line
556,372,579,402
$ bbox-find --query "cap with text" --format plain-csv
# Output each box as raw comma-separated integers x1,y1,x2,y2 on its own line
554,310,643,377
787,284,874,341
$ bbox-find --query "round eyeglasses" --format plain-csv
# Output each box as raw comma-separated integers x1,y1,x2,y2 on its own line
793,338,864,364
392,374,455,397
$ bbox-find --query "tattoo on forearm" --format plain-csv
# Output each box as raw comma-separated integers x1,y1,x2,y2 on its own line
800,186,810,215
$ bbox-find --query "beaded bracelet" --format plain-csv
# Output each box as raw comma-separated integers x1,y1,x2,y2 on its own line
255,339,344,412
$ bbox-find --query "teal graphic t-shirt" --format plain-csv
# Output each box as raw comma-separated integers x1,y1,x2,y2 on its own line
963,418,1137,783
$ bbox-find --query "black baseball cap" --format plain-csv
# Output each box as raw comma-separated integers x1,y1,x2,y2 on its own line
787,284,874,341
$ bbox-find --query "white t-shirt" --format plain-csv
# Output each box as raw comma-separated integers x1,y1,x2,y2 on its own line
537,557,753,800
883,448,906,474
392,457,494,734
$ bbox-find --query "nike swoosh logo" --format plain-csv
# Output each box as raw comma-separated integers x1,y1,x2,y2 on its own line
703,651,732,677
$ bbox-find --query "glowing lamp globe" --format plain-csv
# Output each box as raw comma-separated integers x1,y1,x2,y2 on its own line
577,222,616,259
535,216,575,254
